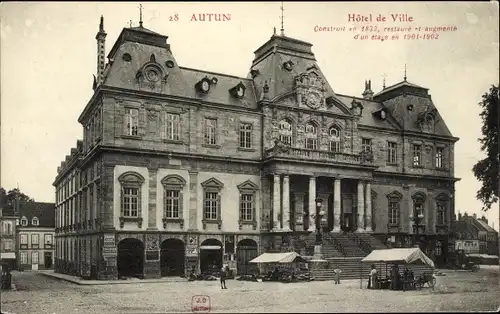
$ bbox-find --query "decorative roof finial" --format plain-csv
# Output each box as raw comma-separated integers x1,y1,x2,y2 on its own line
280,1,285,36
129,20,133,27
99,15,104,32
382,73,387,89
273,27,276,35
139,4,143,27
404,63,407,81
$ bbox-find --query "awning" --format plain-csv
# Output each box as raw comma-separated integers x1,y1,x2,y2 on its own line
361,248,435,268
467,254,499,259
0,252,16,259
199,245,222,250
249,252,306,264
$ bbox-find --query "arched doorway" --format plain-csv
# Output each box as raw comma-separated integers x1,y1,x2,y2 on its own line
236,239,258,275
160,238,185,277
200,239,223,275
117,238,144,279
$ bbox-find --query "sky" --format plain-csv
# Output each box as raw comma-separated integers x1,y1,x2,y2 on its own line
1,2,499,230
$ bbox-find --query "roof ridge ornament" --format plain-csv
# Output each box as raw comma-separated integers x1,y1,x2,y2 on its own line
139,4,143,28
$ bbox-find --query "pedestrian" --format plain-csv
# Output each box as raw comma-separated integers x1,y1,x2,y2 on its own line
333,265,342,284
220,266,227,289
369,264,378,289
390,264,399,290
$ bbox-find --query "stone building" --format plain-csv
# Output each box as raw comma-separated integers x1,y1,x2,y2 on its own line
0,189,18,271
53,17,459,280
16,202,55,270
454,212,498,256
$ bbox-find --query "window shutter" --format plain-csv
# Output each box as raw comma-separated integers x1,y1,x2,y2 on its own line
123,109,129,135
252,192,256,222
137,187,142,217
217,192,221,221
238,193,243,221
160,112,166,139
120,187,125,217
179,190,184,219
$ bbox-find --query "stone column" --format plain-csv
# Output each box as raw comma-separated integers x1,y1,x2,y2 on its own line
294,193,305,231
332,178,341,232
308,176,316,230
282,175,291,231
365,181,373,232
272,174,281,231
356,180,365,232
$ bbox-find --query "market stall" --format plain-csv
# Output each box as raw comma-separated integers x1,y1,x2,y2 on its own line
360,248,435,290
249,252,308,282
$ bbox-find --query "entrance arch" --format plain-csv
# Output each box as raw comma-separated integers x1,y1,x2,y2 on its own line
200,239,223,274
236,239,258,275
160,238,185,277
117,238,144,279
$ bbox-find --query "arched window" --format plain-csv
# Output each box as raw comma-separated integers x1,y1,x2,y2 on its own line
20,216,28,227
118,171,145,228
304,123,318,150
278,120,293,146
328,126,341,152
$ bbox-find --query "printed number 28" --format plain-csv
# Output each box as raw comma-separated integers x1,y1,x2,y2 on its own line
170,14,179,22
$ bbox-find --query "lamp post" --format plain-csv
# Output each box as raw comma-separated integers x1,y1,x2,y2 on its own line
311,198,326,259
410,211,425,249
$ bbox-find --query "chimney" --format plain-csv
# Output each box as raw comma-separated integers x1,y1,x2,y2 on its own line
95,15,107,85
362,79,374,100
458,213,462,220
472,213,477,219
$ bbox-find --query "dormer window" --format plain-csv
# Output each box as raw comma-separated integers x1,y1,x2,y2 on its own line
20,216,28,227
230,82,246,98
283,60,294,71
211,77,218,85
250,69,260,78
32,217,39,226
196,77,211,94
351,100,364,116
373,108,388,120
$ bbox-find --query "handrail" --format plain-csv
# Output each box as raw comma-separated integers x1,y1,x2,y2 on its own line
323,233,347,257
344,231,373,253
264,146,374,165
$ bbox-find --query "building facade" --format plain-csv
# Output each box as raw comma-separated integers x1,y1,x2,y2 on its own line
16,202,55,270
454,212,498,256
0,189,18,271
53,18,459,280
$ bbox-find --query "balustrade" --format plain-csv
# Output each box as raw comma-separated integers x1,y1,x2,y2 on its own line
265,147,373,165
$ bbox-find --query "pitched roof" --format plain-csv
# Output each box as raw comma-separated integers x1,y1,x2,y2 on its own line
17,202,55,228
374,80,428,97
476,219,496,233
126,26,161,35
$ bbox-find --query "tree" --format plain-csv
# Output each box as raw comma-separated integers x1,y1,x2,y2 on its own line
472,84,499,211
0,187,35,208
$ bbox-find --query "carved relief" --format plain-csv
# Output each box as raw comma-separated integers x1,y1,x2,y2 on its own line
146,234,159,250
294,69,326,111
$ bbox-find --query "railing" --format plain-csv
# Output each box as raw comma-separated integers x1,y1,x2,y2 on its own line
264,146,374,165
345,231,373,253
323,233,347,257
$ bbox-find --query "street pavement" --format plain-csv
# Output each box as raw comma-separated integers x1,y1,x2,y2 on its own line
1,266,498,313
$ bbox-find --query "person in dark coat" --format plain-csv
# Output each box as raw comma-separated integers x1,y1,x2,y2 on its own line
390,264,399,290
220,266,227,289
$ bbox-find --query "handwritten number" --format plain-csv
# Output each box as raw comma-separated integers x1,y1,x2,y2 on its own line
169,14,179,22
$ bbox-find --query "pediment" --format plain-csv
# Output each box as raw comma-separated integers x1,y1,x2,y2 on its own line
237,180,259,192
118,171,145,183
201,177,224,189
386,190,403,200
161,174,186,187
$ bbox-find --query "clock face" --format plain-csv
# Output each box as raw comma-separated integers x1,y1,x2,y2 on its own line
305,92,321,109
201,81,210,92
237,86,245,97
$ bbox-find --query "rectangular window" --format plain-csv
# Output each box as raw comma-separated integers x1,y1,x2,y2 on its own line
31,252,39,265
412,144,421,166
122,187,139,217
31,234,39,247
362,138,372,153
437,204,445,225
20,252,28,264
204,192,218,220
20,234,28,245
44,234,53,247
165,113,181,141
204,118,217,145
165,190,180,218
239,123,253,149
388,201,400,225
387,142,397,164
435,147,443,168
305,138,317,150
329,141,341,153
124,108,139,136
240,194,253,221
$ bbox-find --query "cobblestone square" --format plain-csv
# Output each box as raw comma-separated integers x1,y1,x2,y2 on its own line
1,267,498,313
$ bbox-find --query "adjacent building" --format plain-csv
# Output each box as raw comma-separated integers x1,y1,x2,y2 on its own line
17,202,55,270
0,207,18,271
454,212,498,256
53,17,459,280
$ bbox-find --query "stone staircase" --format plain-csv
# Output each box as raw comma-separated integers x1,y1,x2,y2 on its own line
325,233,367,257
310,257,364,281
